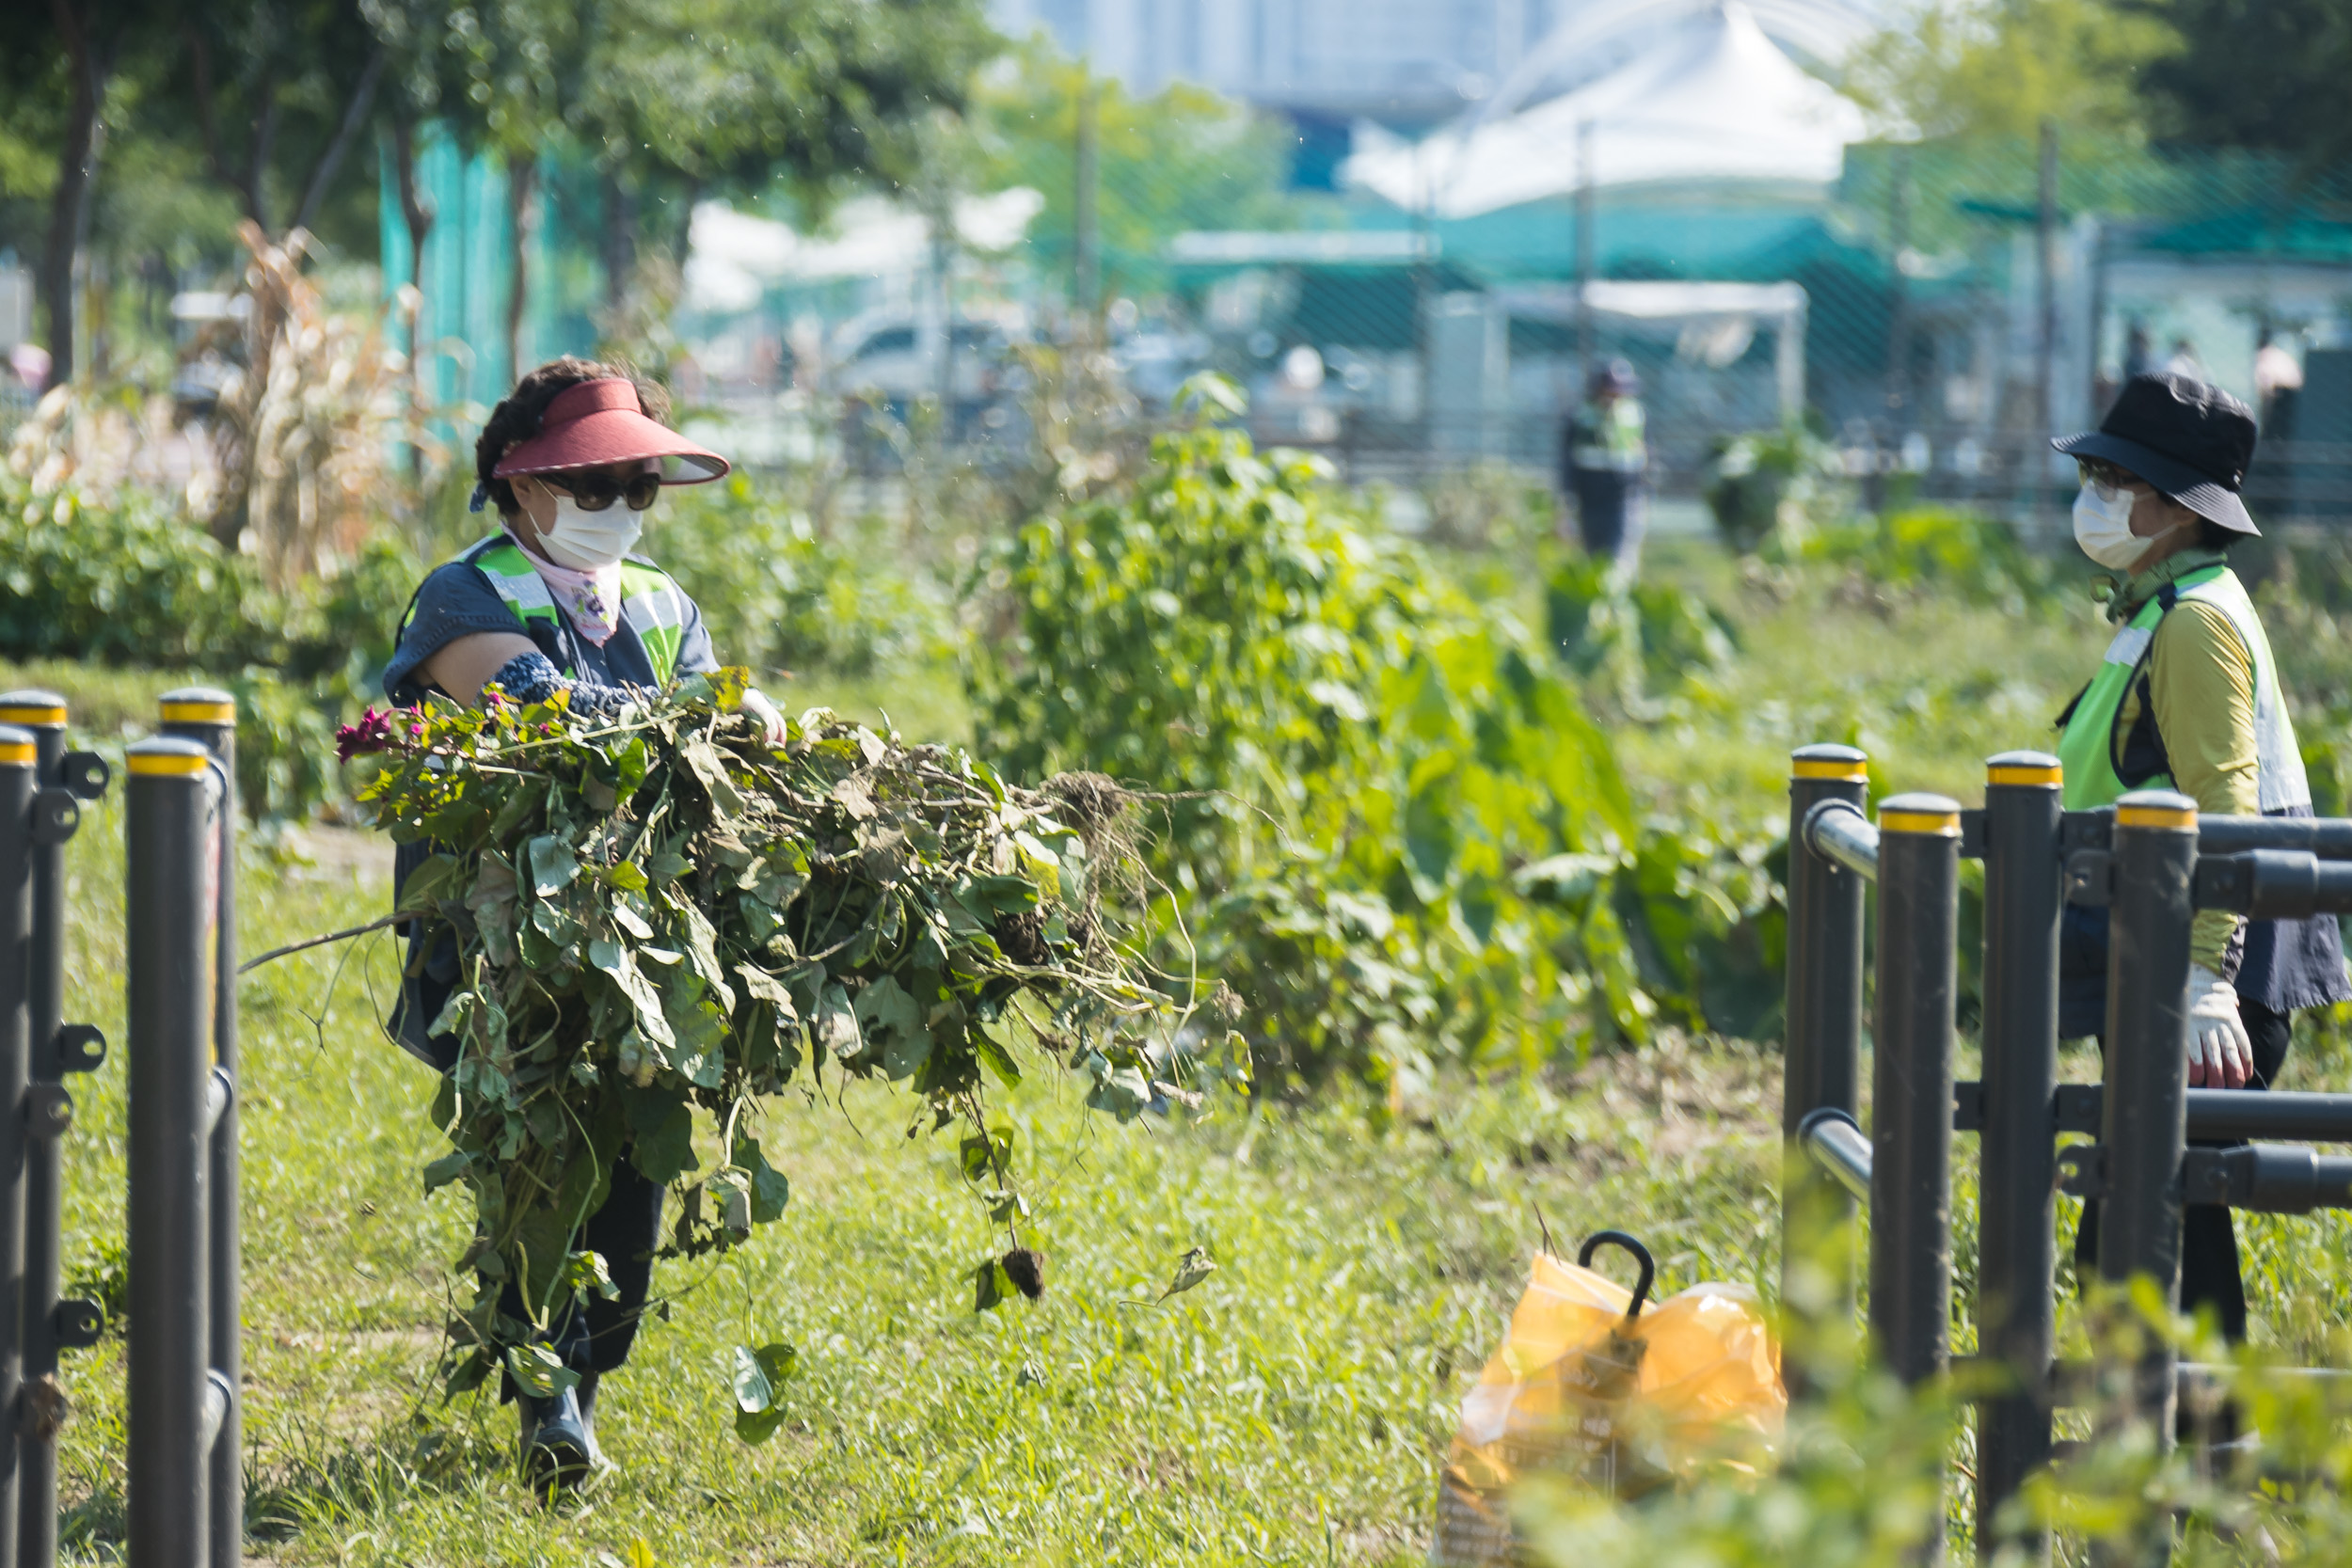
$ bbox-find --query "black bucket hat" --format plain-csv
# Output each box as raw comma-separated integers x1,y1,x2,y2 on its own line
2051,372,2259,534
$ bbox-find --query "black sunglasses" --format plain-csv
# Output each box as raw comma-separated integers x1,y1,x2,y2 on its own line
539,469,663,513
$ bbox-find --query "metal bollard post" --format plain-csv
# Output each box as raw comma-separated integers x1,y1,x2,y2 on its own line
0,692,105,1568
1781,744,1870,1370
2096,790,2200,1449
0,728,37,1568
159,689,240,1568
1975,752,2063,1562
125,738,220,1568
1873,793,1960,1565
1869,793,1961,1397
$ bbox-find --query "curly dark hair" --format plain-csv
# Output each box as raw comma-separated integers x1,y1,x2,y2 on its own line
474,356,672,518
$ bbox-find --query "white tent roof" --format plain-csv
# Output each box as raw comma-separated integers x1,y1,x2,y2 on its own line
1476,0,1885,126
1340,1,1867,219
684,189,1045,313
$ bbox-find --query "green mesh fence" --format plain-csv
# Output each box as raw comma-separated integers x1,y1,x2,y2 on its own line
378,114,2352,520
376,127,607,436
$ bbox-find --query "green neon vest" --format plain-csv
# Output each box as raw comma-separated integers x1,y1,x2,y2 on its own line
2057,563,2310,814
399,535,690,686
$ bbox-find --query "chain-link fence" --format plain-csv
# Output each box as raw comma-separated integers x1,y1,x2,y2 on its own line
381,113,2352,526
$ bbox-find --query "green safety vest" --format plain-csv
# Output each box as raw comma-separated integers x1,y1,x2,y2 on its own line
398,535,690,687
1570,399,1646,473
2057,563,2310,814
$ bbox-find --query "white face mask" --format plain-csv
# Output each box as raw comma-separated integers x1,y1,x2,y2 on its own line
537,495,644,570
2073,481,2153,571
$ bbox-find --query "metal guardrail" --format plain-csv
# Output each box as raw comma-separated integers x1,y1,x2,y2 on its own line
1802,799,1881,882
1797,1108,1871,1204
1780,749,2352,1565
0,693,108,1568
157,689,244,1568
0,691,242,1568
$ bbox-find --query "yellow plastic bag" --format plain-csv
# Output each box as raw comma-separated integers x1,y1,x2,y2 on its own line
1432,1231,1786,1566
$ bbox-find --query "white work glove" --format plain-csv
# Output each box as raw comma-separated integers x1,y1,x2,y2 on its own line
739,687,788,748
2185,963,2254,1089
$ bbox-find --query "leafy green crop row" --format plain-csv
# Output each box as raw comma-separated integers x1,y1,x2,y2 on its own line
965,381,1783,1092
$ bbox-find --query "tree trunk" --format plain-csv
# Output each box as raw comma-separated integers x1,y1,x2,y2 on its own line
184,26,269,230
674,176,701,275
292,48,385,239
391,114,437,474
601,167,634,318
505,154,538,385
39,0,110,390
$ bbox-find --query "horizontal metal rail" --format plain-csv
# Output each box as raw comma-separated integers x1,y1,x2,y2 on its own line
1957,1355,2352,1407
2185,1089,2352,1144
2195,849,2352,918
2183,1144,2352,1212
1797,1107,1872,1204
1955,1081,2352,1143
2197,816,2352,859
2064,808,2352,860
1803,800,1881,883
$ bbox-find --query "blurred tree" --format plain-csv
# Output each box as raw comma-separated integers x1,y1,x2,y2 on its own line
576,0,1000,353
364,0,997,372
0,0,170,387
169,0,388,245
975,40,1310,307
1843,0,2177,141
2132,0,2352,160
1,0,996,397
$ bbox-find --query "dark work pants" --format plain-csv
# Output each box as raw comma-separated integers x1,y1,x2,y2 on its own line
2074,1000,2294,1343
1571,469,1645,568
497,1152,666,1401
396,846,667,1402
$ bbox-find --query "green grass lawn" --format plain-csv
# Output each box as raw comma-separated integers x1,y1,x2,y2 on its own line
32,534,2352,1562
44,796,1788,1565
1616,538,2114,815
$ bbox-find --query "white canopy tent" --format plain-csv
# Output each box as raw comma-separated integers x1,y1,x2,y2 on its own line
683,189,1045,315
1471,0,1884,129
1340,0,1867,219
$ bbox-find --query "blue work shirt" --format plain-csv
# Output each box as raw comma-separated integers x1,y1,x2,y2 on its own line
381,553,718,706
381,548,719,1067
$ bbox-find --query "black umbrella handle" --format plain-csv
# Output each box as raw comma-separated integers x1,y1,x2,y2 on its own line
1578,1229,1656,1321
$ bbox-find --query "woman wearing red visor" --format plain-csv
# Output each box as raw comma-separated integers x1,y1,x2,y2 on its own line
382,356,786,1493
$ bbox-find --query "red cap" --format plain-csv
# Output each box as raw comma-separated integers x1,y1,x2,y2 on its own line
490,377,730,484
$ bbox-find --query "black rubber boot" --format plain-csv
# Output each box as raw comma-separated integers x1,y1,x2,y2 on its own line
576,1371,606,1468
517,1384,594,1496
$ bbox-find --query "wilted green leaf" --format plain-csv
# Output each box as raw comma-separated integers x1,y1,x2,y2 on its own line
527,834,580,897
505,1342,579,1399
730,1341,799,1444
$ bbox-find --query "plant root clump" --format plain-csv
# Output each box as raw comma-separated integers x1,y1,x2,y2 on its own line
1001,1247,1046,1300
993,908,1054,967
1043,770,1132,833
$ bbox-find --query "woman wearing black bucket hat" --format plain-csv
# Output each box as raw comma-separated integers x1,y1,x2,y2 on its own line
2051,372,2349,1345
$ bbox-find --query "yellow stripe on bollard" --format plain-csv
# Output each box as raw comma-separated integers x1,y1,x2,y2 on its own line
127,752,210,778
2117,800,2195,830
1793,757,1868,782
1988,763,2060,787
1880,808,1962,835
0,741,31,767
0,705,65,727
160,700,236,725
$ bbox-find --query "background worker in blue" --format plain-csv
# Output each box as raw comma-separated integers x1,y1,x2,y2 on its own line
1562,357,1649,573
381,356,787,1493
2050,372,2350,1348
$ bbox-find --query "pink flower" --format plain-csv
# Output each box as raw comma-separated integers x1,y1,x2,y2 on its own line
337,707,405,763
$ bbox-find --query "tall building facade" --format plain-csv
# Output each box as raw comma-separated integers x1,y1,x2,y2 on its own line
990,0,1567,124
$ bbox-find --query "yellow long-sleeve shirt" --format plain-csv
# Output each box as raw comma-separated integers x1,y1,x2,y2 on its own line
2112,551,2260,973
